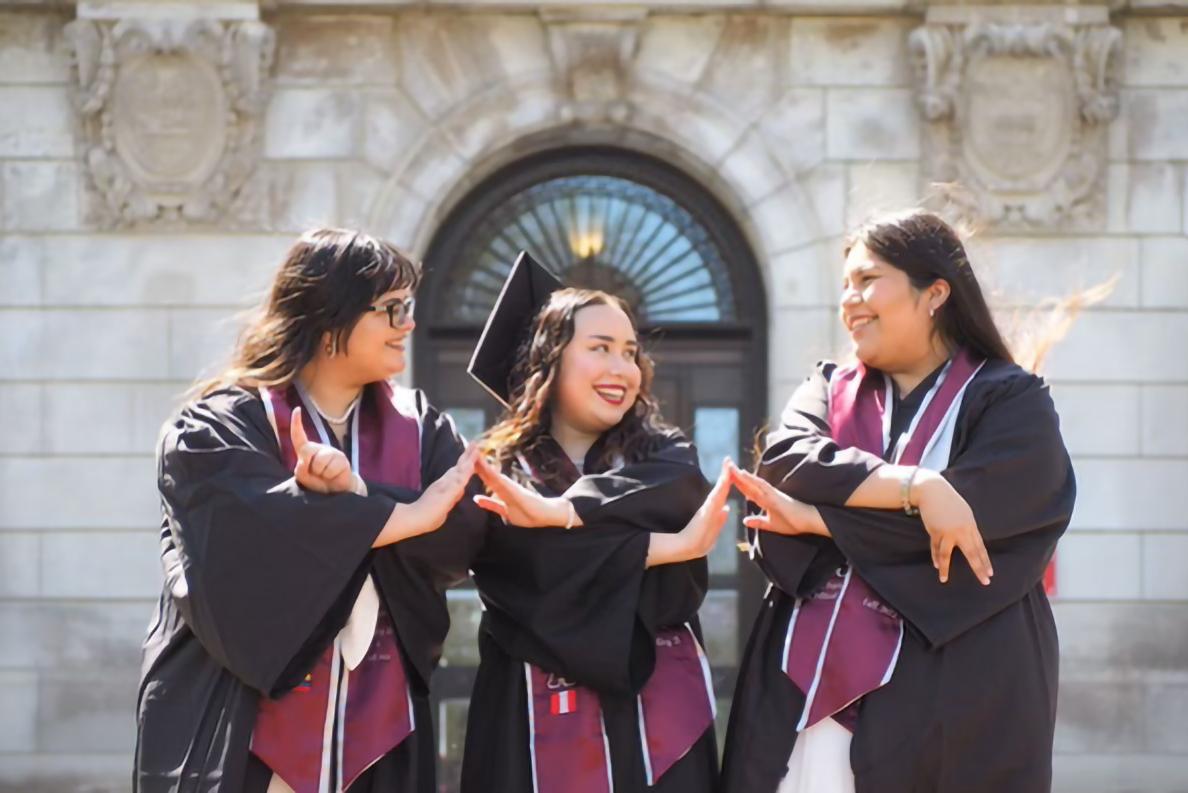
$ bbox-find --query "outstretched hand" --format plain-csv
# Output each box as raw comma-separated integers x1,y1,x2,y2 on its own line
644,457,733,568
729,466,828,537
472,454,574,528
678,457,734,557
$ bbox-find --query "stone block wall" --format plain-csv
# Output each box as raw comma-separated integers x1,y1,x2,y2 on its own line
0,3,1184,791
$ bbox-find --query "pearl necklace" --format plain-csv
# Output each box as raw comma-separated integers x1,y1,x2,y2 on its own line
306,393,360,426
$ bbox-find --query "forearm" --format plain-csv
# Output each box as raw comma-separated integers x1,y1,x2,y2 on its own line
844,465,942,511
645,532,689,568
372,502,431,547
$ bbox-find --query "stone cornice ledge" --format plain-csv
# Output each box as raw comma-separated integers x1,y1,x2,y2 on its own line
258,0,924,12
76,0,259,18
260,0,1188,13
2,0,1186,15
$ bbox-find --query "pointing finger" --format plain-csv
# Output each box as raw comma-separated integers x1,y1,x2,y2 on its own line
290,408,311,457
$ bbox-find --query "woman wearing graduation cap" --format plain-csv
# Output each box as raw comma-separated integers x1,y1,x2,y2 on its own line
136,229,485,793
459,254,732,793
719,210,1076,793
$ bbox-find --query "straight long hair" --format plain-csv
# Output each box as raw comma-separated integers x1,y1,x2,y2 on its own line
846,210,1014,364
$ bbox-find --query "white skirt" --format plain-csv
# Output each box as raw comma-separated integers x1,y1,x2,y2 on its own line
775,717,856,793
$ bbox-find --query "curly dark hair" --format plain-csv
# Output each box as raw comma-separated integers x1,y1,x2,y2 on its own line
479,288,677,488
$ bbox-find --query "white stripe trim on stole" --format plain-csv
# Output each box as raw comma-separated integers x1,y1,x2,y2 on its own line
293,384,376,792
259,385,280,440
319,638,343,793
349,407,360,474
880,621,905,687
781,600,803,677
686,622,718,717
524,663,541,793
882,360,950,462
599,712,614,792
336,666,350,792
824,370,833,419
293,383,335,446
514,452,537,480
796,568,854,733
637,693,654,786
374,388,419,734
917,360,985,469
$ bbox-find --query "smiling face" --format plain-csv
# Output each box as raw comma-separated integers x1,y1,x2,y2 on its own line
840,243,946,372
552,302,643,435
331,285,416,383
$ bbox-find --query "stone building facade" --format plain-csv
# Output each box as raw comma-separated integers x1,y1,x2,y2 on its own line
0,1,1185,791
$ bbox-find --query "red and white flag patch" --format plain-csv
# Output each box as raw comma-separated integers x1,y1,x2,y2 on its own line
550,690,576,715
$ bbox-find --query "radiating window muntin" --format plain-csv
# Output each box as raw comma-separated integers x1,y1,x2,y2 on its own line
444,174,738,325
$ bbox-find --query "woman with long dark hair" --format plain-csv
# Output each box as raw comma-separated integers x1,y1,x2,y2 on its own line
135,228,484,793
459,267,732,793
721,210,1075,793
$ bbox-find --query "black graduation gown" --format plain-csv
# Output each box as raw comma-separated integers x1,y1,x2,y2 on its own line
134,385,486,793
721,359,1076,793
460,434,720,793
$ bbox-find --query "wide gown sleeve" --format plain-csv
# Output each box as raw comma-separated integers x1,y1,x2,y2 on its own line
370,393,489,689
474,436,710,695
819,370,1075,646
157,389,398,696
752,362,883,597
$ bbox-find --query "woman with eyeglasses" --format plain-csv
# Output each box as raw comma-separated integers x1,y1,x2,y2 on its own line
135,228,485,793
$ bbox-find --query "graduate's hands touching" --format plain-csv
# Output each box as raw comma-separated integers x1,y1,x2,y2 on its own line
412,445,480,529
290,407,358,494
730,466,829,537
914,471,993,586
471,454,578,528
646,458,732,568
373,445,479,547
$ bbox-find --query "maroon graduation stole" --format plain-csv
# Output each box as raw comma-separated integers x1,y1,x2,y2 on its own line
783,349,983,732
251,382,420,793
517,452,716,791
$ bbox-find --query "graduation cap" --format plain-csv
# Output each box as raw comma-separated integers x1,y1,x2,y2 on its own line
467,251,565,406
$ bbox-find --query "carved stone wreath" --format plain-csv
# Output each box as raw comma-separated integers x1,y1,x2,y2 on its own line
910,13,1121,230
65,18,275,228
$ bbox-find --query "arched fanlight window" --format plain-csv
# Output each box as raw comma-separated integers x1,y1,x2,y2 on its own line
440,174,738,324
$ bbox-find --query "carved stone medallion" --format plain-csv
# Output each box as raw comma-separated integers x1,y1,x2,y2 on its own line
910,9,1120,230
65,17,274,228
542,8,645,124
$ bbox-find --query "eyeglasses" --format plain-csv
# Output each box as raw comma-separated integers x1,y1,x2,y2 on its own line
367,297,416,329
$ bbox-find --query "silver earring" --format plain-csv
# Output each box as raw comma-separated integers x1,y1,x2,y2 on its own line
929,307,936,318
